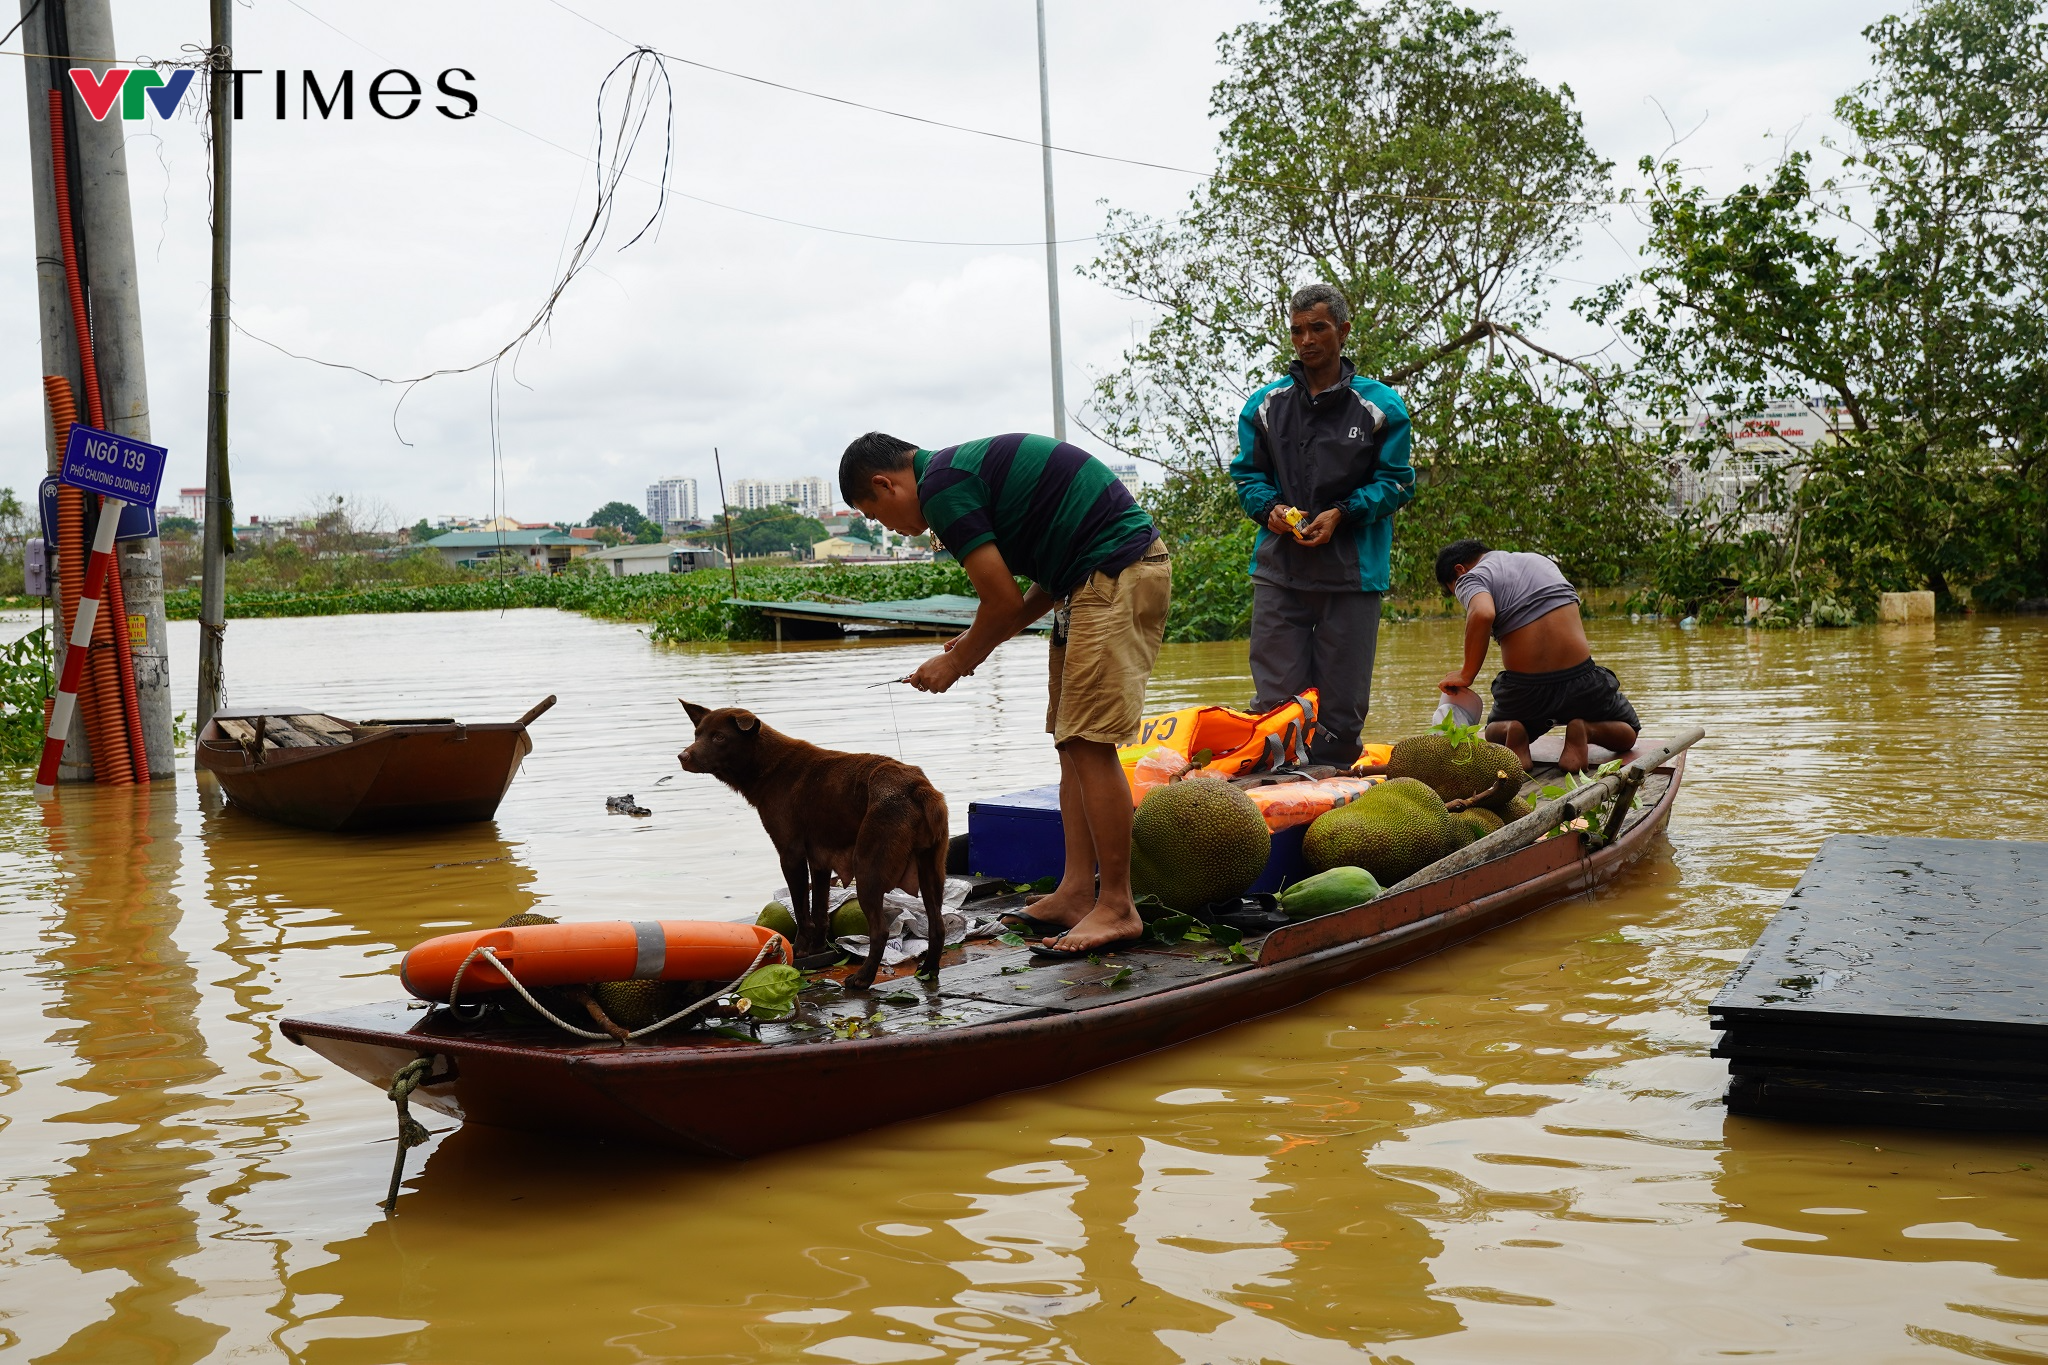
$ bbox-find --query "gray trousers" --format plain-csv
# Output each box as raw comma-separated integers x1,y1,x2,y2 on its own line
1249,582,1383,766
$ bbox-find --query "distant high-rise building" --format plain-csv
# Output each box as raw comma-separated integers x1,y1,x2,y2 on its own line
728,476,830,515
645,477,699,525
1107,462,1144,501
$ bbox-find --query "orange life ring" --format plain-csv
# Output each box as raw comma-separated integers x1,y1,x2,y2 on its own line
399,920,789,1001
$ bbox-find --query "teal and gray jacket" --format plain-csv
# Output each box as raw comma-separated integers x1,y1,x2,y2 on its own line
1231,358,1414,593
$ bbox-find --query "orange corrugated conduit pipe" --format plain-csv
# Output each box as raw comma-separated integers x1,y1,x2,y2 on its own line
44,376,134,785
47,90,148,784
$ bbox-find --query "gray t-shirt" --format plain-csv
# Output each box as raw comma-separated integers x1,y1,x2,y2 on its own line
1453,551,1580,639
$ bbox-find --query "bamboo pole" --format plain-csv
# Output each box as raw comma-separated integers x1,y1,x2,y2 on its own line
713,447,740,596
1385,727,1707,895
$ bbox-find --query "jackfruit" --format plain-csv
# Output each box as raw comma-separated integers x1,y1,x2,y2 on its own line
1500,795,1534,821
1453,807,1504,843
1387,732,1526,810
590,979,687,1031
497,911,558,927
1129,776,1272,912
1302,777,1461,883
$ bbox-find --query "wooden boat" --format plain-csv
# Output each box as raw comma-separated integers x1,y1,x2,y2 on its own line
281,733,1692,1156
197,696,556,832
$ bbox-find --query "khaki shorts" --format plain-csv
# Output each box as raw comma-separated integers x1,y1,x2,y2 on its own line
1046,540,1171,747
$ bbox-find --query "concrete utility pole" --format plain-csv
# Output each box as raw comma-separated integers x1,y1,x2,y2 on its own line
20,0,90,780
197,0,233,731
1034,0,1068,441
20,0,176,778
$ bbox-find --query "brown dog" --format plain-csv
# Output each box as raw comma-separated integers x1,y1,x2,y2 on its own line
678,701,949,990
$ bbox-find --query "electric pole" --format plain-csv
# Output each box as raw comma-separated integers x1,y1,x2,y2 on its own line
1035,0,1067,441
197,0,234,730
21,0,175,778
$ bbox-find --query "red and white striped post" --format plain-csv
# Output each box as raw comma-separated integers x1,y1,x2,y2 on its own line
33,497,127,800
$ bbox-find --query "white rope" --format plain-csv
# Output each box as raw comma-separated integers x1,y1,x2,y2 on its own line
449,945,609,1040
443,935,790,1044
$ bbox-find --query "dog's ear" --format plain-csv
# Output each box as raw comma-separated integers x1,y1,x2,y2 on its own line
732,709,758,733
681,699,710,725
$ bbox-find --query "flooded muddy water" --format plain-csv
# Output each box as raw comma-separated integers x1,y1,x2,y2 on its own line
2,606,2046,1363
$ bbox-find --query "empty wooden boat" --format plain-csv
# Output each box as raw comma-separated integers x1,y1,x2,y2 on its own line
197,696,555,832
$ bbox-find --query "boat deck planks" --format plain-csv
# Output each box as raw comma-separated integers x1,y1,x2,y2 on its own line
1713,834,2048,1129
937,941,1255,1013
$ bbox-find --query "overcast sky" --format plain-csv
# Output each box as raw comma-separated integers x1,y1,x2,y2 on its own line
1,0,1896,528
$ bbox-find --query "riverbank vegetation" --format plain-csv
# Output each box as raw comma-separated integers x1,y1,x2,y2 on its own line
0,625,51,765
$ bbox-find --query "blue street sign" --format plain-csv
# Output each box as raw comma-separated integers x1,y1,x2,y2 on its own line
59,423,168,509
39,476,158,544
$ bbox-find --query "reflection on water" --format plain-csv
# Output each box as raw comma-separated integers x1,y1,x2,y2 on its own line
1,607,2045,1362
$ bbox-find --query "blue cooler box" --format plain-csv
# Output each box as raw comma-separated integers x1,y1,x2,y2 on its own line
967,784,1307,894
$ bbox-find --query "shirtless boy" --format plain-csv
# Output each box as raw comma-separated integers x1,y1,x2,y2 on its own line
1435,540,1639,772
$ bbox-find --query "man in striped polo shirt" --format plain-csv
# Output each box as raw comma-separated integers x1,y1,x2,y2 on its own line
841,432,1170,957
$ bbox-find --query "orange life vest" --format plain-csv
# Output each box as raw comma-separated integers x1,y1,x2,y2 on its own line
1118,689,1321,786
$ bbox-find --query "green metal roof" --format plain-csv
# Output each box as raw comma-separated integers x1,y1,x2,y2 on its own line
726,594,1051,632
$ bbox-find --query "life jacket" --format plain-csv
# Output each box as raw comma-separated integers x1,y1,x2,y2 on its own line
1118,689,1320,785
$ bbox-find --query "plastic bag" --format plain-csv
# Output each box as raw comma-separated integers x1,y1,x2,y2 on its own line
1129,745,1191,800
1245,775,1382,830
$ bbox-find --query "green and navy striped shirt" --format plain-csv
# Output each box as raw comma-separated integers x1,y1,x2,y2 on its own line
914,434,1155,598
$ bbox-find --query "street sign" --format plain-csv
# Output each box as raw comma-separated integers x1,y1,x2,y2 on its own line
39,476,156,544
59,423,167,509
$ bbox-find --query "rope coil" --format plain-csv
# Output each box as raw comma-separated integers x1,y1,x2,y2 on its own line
444,936,785,1043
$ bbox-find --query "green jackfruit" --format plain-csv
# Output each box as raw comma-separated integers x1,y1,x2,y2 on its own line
497,911,558,927
1302,777,1462,883
1500,795,1534,821
1453,807,1503,842
1129,777,1272,912
590,979,686,1031
1387,732,1527,810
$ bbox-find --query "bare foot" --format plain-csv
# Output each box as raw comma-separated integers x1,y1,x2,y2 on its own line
1042,899,1144,953
1022,884,1093,929
1558,718,1591,773
1487,720,1532,771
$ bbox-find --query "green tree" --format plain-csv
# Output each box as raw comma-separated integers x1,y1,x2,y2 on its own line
1084,0,1663,607
1589,0,2048,614
588,500,648,530
711,506,829,558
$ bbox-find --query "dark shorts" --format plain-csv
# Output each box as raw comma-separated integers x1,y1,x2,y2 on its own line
1488,659,1639,739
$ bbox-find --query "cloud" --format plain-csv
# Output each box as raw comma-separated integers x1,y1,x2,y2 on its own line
0,0,1890,523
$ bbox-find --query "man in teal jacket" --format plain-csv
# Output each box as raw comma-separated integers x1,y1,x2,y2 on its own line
1231,283,1414,765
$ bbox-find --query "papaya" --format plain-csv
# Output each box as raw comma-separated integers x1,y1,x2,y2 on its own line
1276,866,1383,921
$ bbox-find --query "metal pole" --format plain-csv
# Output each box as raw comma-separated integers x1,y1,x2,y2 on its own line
19,0,91,780
1034,0,1067,441
64,0,175,777
197,0,234,731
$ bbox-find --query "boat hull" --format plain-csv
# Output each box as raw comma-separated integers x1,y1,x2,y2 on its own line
283,757,1684,1155
199,721,532,831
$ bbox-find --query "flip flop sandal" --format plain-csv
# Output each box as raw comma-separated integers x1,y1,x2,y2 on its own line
1027,934,1145,961
998,911,1070,937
